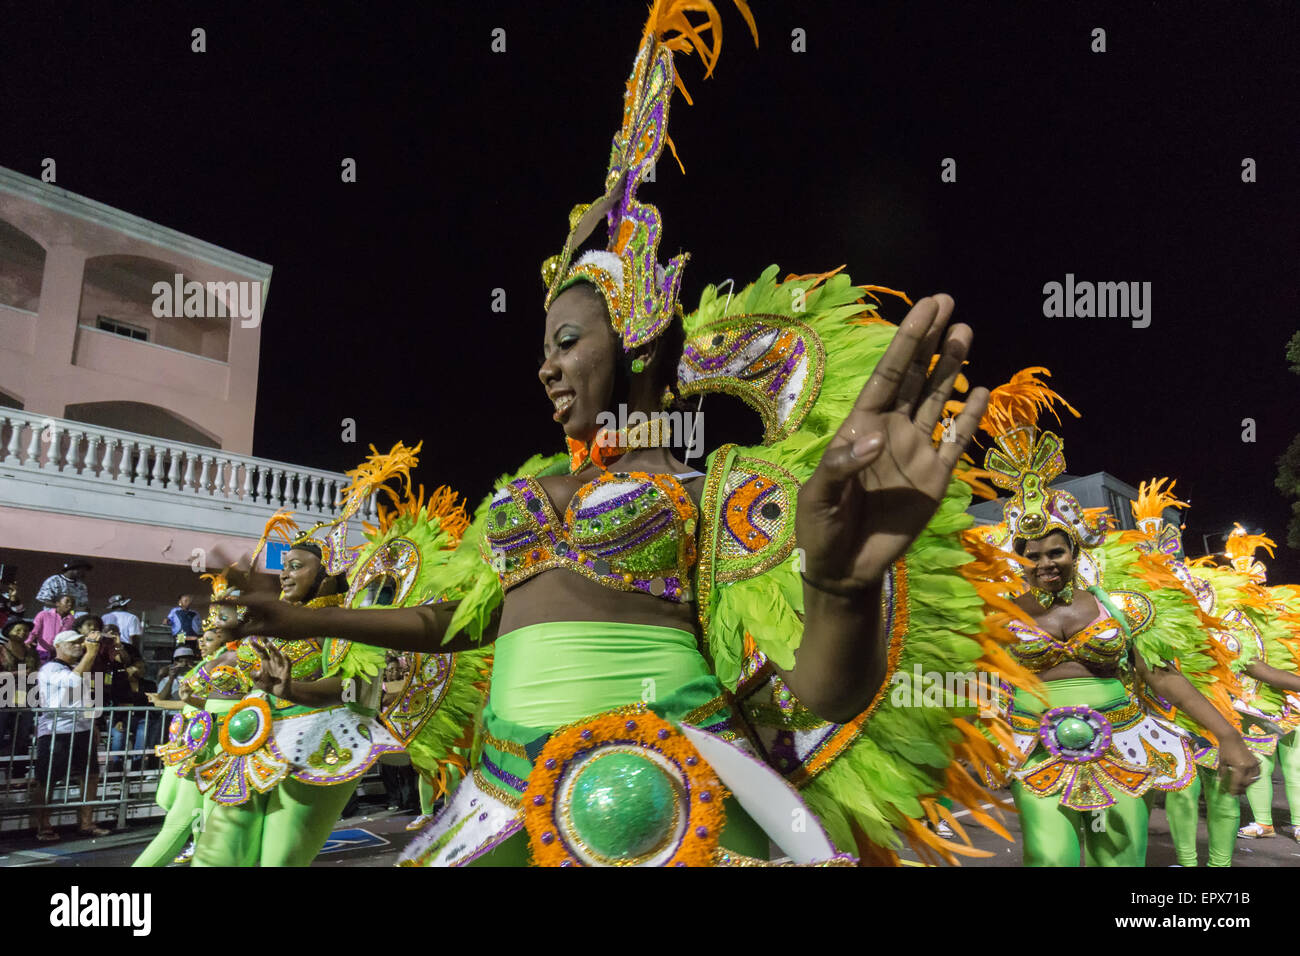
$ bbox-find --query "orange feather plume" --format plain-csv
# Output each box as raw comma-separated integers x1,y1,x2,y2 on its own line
978,366,1081,445
1131,477,1189,524
1224,523,1276,562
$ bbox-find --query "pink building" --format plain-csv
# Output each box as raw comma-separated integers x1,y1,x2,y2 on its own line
0,166,369,637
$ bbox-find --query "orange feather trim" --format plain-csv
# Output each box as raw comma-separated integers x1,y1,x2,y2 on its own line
522,705,727,867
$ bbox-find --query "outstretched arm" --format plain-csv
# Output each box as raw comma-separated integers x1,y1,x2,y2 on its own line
1245,659,1300,694
783,295,988,723
208,593,499,655
1138,656,1259,794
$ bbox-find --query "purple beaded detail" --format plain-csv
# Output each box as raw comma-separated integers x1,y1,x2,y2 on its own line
685,755,697,767
657,728,669,740
625,720,637,731
545,758,556,770
698,791,712,803
1038,704,1112,763
581,729,593,741
532,794,545,806
541,831,555,845
695,826,708,838
478,812,488,822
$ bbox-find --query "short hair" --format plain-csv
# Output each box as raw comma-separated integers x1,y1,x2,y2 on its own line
2,619,30,639
78,614,104,631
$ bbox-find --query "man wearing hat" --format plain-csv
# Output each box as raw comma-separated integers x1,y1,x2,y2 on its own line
102,595,142,646
35,560,91,614
154,645,197,701
32,629,109,840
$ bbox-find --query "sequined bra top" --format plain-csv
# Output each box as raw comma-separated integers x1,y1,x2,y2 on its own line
481,470,701,602
1006,609,1127,672
180,654,252,700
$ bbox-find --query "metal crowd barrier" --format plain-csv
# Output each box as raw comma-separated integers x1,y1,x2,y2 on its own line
0,705,166,830
0,704,388,834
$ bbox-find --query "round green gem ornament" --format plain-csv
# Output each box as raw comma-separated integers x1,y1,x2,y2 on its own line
1055,715,1095,749
226,707,259,745
568,752,677,860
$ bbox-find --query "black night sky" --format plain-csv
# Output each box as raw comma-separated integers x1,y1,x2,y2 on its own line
3,2,1297,575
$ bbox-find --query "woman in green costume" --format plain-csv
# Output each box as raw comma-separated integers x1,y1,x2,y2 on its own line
213,0,1045,867
967,387,1259,867
1121,481,1268,867
190,526,399,867
1195,527,1300,843
134,619,250,866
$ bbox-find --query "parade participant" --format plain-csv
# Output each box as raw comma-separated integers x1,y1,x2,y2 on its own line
211,0,1045,867
1123,480,1262,866
964,374,1257,866
1190,526,1300,842
189,514,406,867
134,581,252,866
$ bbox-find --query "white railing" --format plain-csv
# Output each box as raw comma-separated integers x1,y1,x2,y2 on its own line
0,408,374,521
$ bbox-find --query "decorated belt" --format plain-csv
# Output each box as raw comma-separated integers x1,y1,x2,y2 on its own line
1009,693,1194,810
155,710,217,769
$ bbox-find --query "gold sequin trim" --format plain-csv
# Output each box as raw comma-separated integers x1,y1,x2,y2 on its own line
695,444,737,654
681,695,729,727
482,730,528,761
472,767,521,809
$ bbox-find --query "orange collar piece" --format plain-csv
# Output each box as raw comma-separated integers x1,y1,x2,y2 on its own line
566,430,626,474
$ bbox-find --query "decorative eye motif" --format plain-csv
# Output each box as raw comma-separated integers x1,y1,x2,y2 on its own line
346,537,421,609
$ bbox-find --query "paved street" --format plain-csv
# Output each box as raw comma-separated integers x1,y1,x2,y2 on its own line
2,776,1297,868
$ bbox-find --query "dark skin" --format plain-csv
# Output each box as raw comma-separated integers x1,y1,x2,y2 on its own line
1014,530,1259,794
213,288,990,723
250,550,348,708
2,628,36,670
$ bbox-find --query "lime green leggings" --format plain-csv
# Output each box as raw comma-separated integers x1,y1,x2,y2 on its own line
1012,781,1149,866
1165,764,1239,866
191,778,358,867
132,777,208,867
1011,678,1151,866
1245,730,1300,826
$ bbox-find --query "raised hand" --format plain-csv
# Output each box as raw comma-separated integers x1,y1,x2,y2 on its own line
200,591,316,642
796,295,988,592
252,641,294,699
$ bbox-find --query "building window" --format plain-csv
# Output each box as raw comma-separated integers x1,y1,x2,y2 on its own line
96,316,149,342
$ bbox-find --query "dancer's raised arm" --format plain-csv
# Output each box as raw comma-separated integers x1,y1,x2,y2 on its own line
784,294,989,722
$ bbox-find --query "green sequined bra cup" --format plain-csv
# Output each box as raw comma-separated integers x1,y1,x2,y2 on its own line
482,470,699,603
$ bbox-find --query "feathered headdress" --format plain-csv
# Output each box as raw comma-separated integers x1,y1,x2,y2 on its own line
978,368,1102,551
289,441,424,575
1224,523,1275,583
1130,477,1189,558
540,0,758,350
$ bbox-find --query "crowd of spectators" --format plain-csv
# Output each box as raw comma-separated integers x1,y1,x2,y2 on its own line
2,561,427,837
0,560,210,839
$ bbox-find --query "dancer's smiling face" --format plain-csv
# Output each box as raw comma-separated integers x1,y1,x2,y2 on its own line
539,284,620,444
280,548,323,603
1019,531,1075,593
